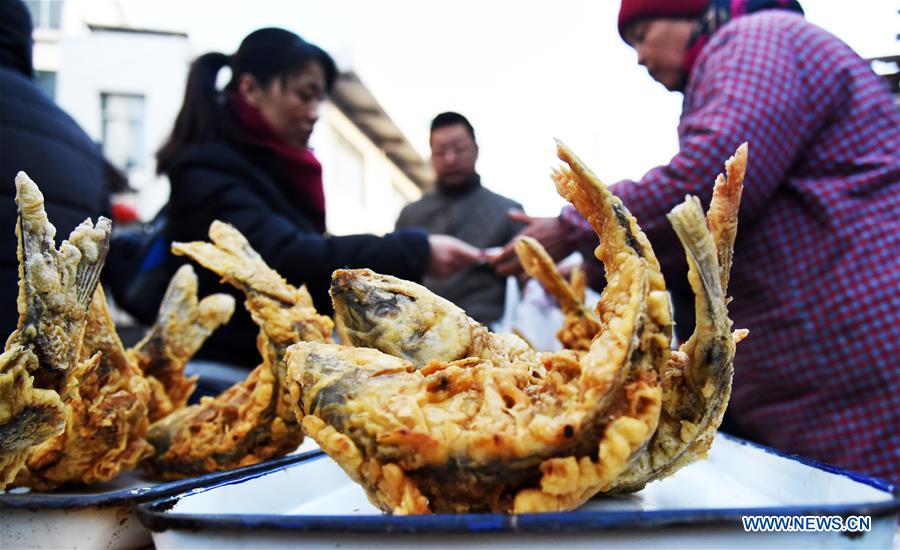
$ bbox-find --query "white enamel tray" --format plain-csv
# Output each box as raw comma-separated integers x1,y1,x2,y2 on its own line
137,434,899,549
0,439,320,550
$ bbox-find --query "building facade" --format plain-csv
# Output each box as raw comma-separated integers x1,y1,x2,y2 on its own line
26,0,426,234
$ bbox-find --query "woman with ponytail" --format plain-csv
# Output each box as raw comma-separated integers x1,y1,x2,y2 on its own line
157,28,478,366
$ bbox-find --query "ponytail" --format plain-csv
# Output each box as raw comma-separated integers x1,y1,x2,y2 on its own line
156,52,231,174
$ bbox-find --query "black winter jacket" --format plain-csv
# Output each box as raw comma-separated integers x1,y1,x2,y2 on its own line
166,140,430,366
0,66,111,338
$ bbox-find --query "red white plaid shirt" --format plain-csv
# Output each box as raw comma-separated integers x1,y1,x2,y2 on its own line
562,11,900,484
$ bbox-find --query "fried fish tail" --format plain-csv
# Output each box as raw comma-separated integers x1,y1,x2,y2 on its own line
610,144,747,493
514,236,599,351
172,221,333,350
706,143,746,294
14,172,111,390
128,265,235,421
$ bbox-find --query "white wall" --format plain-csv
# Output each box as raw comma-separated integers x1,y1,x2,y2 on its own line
314,102,422,236
55,30,190,219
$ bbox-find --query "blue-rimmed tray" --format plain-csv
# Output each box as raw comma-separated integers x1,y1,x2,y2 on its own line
0,439,321,550
136,434,899,549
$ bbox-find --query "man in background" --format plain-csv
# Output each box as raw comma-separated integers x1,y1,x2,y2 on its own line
0,0,111,337
396,112,525,325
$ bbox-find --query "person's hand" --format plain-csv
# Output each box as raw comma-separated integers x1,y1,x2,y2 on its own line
489,209,574,277
426,234,481,278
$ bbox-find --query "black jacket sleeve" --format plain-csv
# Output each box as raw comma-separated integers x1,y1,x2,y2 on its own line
170,165,430,314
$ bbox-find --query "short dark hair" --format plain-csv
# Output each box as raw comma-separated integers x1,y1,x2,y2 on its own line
430,112,476,143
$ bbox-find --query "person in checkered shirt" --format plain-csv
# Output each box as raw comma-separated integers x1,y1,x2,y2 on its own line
491,0,900,484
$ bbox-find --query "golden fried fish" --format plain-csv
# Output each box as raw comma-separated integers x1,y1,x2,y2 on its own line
514,236,599,351
609,143,748,493
287,141,672,514
17,287,153,490
127,265,235,422
141,222,332,479
0,172,110,489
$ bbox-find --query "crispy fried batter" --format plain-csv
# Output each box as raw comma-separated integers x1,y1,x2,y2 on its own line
0,173,110,490
609,143,748,493
288,141,672,513
127,265,235,421
0,345,64,488
514,236,599,351
141,222,332,479
17,288,153,490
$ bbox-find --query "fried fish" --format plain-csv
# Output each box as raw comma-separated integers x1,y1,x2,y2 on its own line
287,141,673,513
0,172,110,489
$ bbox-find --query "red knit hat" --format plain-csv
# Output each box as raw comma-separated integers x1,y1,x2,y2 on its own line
618,0,709,41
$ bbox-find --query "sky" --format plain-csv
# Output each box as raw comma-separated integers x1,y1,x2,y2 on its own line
124,0,899,216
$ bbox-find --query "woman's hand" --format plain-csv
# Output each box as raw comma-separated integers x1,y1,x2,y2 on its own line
427,235,481,278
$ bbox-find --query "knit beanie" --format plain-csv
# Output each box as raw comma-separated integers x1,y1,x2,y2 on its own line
618,0,708,41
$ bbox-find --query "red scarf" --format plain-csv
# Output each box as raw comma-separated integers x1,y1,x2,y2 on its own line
230,91,327,232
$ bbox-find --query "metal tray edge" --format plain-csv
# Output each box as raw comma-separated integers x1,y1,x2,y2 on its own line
0,449,324,509
134,436,900,534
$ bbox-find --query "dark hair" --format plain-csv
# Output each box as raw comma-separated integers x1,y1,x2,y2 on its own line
157,28,337,174
430,112,476,143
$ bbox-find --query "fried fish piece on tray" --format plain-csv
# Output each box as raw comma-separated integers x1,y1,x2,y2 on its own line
17,261,233,490
141,222,332,479
16,287,153,490
514,236,599,351
0,172,109,489
287,141,673,514
609,143,749,493
127,265,235,422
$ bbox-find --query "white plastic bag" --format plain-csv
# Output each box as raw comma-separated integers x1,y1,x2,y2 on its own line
492,276,601,352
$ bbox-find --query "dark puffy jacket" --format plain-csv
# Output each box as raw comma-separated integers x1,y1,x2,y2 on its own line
0,66,111,338
166,140,430,366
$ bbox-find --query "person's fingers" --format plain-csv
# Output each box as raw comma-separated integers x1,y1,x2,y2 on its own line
487,243,516,268
452,241,481,264
507,209,533,224
493,254,524,277
462,242,482,260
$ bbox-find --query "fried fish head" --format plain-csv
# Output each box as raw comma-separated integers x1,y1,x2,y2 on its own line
330,269,478,367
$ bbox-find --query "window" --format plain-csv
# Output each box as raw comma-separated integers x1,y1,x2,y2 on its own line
101,93,145,171
34,71,56,100
24,0,63,30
